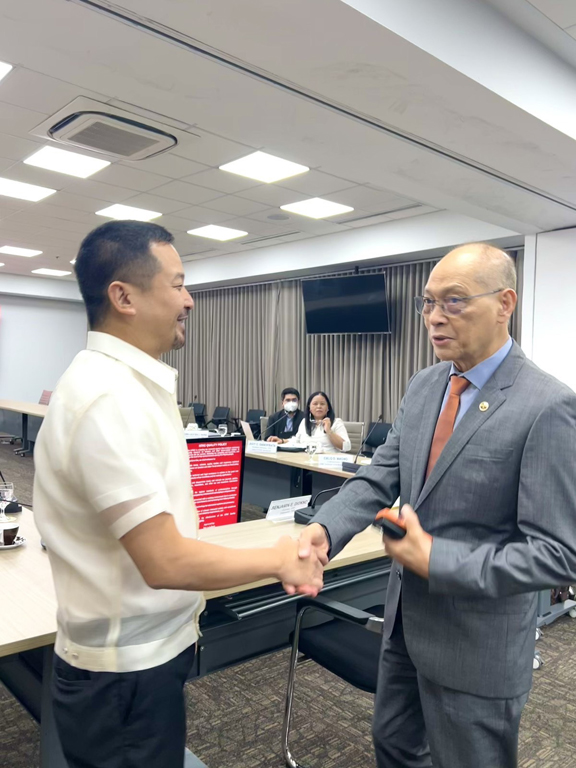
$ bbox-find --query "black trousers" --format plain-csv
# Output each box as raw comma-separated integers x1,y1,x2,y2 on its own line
51,644,196,768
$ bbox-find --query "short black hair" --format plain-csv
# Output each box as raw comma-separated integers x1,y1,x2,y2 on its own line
281,387,300,400
74,220,175,328
305,391,336,436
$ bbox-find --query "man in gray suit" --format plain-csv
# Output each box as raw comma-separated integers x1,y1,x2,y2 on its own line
297,244,576,767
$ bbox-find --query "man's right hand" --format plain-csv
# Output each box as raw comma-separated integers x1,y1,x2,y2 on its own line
298,523,330,566
275,536,324,596
267,436,283,443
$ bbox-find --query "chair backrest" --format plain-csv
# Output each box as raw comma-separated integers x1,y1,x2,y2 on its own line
342,421,364,455
211,406,230,424
364,422,392,449
190,402,206,416
246,408,266,422
260,416,269,436
39,390,53,405
178,407,194,427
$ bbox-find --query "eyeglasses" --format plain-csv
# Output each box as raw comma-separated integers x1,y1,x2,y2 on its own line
414,288,505,316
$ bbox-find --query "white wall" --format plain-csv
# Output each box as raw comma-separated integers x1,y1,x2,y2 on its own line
0,295,87,401
528,228,576,392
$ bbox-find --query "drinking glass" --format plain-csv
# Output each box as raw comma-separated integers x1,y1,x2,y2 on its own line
217,424,228,437
0,482,15,524
306,442,318,459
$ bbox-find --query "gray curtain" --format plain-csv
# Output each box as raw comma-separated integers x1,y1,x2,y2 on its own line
165,252,522,426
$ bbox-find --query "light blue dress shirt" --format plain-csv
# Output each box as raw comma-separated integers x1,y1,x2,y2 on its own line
441,337,513,429
285,414,294,432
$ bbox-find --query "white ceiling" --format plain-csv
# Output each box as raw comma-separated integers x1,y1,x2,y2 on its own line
0,0,576,281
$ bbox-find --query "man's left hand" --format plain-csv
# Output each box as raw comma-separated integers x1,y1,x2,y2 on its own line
382,504,432,579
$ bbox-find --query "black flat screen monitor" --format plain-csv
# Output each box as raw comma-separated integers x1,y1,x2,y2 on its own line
302,274,390,334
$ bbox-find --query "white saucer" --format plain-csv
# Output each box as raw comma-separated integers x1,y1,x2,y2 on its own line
0,535,26,550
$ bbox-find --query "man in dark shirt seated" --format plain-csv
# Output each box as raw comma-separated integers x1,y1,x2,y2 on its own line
266,388,305,442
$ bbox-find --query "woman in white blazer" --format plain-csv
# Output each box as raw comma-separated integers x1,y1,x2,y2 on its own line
283,390,351,453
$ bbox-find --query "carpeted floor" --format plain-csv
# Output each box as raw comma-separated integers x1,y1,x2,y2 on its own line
1,441,576,767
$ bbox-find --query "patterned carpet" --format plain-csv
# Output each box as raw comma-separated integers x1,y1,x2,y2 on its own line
1,442,576,767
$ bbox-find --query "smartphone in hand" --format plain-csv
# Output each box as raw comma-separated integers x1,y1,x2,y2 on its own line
372,507,406,540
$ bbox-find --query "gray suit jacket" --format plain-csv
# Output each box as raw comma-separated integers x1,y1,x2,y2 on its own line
312,342,576,698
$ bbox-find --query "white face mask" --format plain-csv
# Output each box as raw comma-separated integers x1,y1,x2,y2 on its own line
284,401,298,413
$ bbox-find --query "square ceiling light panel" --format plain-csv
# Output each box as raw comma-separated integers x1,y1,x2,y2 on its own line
187,225,248,241
0,177,56,202
281,197,354,219
32,268,72,277
0,61,12,82
220,151,309,183
24,146,111,179
96,204,162,221
0,246,43,257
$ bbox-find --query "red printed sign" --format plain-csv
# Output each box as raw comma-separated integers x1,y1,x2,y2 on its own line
187,438,245,528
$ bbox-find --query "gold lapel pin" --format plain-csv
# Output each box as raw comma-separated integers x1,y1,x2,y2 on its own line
479,401,489,412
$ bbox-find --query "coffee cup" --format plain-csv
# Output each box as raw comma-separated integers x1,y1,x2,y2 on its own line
1,525,19,546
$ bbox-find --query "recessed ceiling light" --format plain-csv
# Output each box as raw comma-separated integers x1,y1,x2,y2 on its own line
219,151,309,183
95,204,162,221
0,177,56,202
0,263,5,268
0,61,12,83
0,246,43,257
24,146,110,179
32,268,72,277
70,259,76,265
187,225,248,241
280,197,354,219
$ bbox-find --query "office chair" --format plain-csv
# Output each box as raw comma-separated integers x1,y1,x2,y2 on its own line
342,421,364,454
179,406,194,427
282,596,385,768
234,408,266,438
188,403,207,428
206,406,231,429
363,422,392,457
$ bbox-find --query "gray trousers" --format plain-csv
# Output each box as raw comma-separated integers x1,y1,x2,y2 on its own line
372,614,529,768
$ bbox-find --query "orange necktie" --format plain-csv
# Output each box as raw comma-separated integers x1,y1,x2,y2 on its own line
426,375,470,478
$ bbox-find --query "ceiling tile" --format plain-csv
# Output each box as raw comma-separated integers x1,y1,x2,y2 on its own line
172,205,235,224
236,184,309,207
526,0,576,28
0,198,27,217
172,132,257,166
61,178,137,203
216,216,295,236
0,102,50,135
0,161,66,190
120,153,210,179
0,67,103,116
202,195,271,216
153,180,225,205
42,191,111,213
120,193,192,214
183,168,262,194
0,158,14,174
93,164,169,192
0,133,45,162
385,204,437,220
277,170,357,196
325,185,416,212
155,213,199,233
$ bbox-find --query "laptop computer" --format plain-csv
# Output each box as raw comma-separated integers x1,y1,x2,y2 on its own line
240,420,255,441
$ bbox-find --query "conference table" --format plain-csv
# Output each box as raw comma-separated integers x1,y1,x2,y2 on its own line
0,509,389,767
243,446,372,508
0,399,48,454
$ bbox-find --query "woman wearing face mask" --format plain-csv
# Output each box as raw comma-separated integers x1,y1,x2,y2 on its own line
266,387,305,442
284,391,351,453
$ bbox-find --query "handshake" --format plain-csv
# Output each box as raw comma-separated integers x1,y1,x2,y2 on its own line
274,523,330,598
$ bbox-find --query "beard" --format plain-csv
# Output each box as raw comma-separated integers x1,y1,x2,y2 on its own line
172,332,186,351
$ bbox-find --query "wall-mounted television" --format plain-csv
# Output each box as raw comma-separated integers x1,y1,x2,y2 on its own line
302,274,390,334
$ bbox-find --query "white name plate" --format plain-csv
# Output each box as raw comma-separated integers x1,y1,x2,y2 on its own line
184,429,212,438
267,495,312,522
246,440,278,455
317,453,355,469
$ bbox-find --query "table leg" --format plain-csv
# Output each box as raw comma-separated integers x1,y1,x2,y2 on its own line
14,413,30,456
289,468,312,497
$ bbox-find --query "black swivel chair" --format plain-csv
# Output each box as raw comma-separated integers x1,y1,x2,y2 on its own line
233,408,266,439
206,406,231,430
363,422,392,457
188,403,207,428
282,596,385,768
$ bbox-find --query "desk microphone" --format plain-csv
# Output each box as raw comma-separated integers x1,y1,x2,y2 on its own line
260,410,300,440
341,414,383,474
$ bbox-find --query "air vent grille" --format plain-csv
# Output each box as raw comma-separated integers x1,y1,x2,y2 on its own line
69,121,159,156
